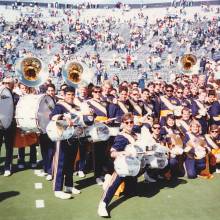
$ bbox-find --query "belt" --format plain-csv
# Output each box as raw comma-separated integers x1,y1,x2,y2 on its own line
160,110,173,117
95,116,108,122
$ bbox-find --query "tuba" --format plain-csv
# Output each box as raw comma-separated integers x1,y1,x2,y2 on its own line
180,54,197,72
62,60,94,88
15,56,48,87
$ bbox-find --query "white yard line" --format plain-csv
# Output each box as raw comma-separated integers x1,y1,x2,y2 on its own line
35,200,45,208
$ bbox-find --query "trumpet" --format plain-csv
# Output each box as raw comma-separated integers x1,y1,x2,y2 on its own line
15,56,48,87
62,60,94,88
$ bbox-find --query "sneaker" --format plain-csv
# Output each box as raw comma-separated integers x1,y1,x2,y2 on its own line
144,172,156,183
96,177,104,186
3,170,11,177
65,186,81,195
78,171,85,178
102,174,111,191
73,171,78,176
97,201,108,217
216,169,220,174
46,174,53,181
54,191,72,199
31,163,37,168
18,164,25,169
37,171,47,177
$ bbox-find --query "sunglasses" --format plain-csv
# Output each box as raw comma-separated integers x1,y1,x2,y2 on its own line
153,126,160,129
211,130,218,133
155,83,161,85
93,90,101,93
124,120,134,125
177,91,183,94
166,90,173,92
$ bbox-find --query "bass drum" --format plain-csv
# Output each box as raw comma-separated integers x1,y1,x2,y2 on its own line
0,86,14,129
114,156,141,177
15,94,55,133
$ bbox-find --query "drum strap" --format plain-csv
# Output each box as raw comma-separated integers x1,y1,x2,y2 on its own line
57,100,79,115
117,101,129,114
129,99,142,115
160,95,175,110
88,99,107,116
143,103,153,115
177,119,190,132
119,132,136,144
194,100,207,113
205,134,219,150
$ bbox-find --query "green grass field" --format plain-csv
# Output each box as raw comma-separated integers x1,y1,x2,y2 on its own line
1,145,220,220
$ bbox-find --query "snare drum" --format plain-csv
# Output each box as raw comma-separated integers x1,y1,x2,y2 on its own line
0,86,14,129
114,156,141,177
46,120,75,141
15,94,55,133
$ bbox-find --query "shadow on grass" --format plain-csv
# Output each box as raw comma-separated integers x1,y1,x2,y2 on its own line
107,178,188,215
137,178,187,198
75,176,96,189
0,191,20,202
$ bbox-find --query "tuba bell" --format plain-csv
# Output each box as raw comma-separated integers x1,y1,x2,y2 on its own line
15,56,48,87
62,60,94,88
180,54,197,71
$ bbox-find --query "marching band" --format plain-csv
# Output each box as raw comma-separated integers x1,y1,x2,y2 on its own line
0,54,220,218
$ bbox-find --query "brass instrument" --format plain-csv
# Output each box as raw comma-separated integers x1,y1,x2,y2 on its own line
180,54,197,71
62,60,94,88
15,56,48,87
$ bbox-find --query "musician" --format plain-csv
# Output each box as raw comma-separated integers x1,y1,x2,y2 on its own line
16,83,37,169
176,107,192,136
205,125,220,173
97,113,138,217
87,86,110,185
50,86,81,199
108,86,133,125
74,85,90,178
38,84,56,180
129,88,146,126
141,88,155,117
0,77,17,176
183,120,211,179
161,114,185,178
159,84,179,126
208,94,220,126
175,86,191,109
191,89,208,134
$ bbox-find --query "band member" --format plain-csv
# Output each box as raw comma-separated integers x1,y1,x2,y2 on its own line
159,84,179,126
50,86,80,199
38,84,56,180
208,93,220,126
0,77,17,176
183,120,212,179
74,85,90,178
97,113,138,217
205,125,220,173
161,114,185,178
176,107,192,136
108,86,132,125
16,83,37,169
141,88,155,117
87,86,110,185
129,88,146,126
191,89,208,134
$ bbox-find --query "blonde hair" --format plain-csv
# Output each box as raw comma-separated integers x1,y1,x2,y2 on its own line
189,120,202,134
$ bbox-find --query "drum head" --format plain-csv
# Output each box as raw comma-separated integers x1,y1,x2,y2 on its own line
37,95,55,133
0,86,14,129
